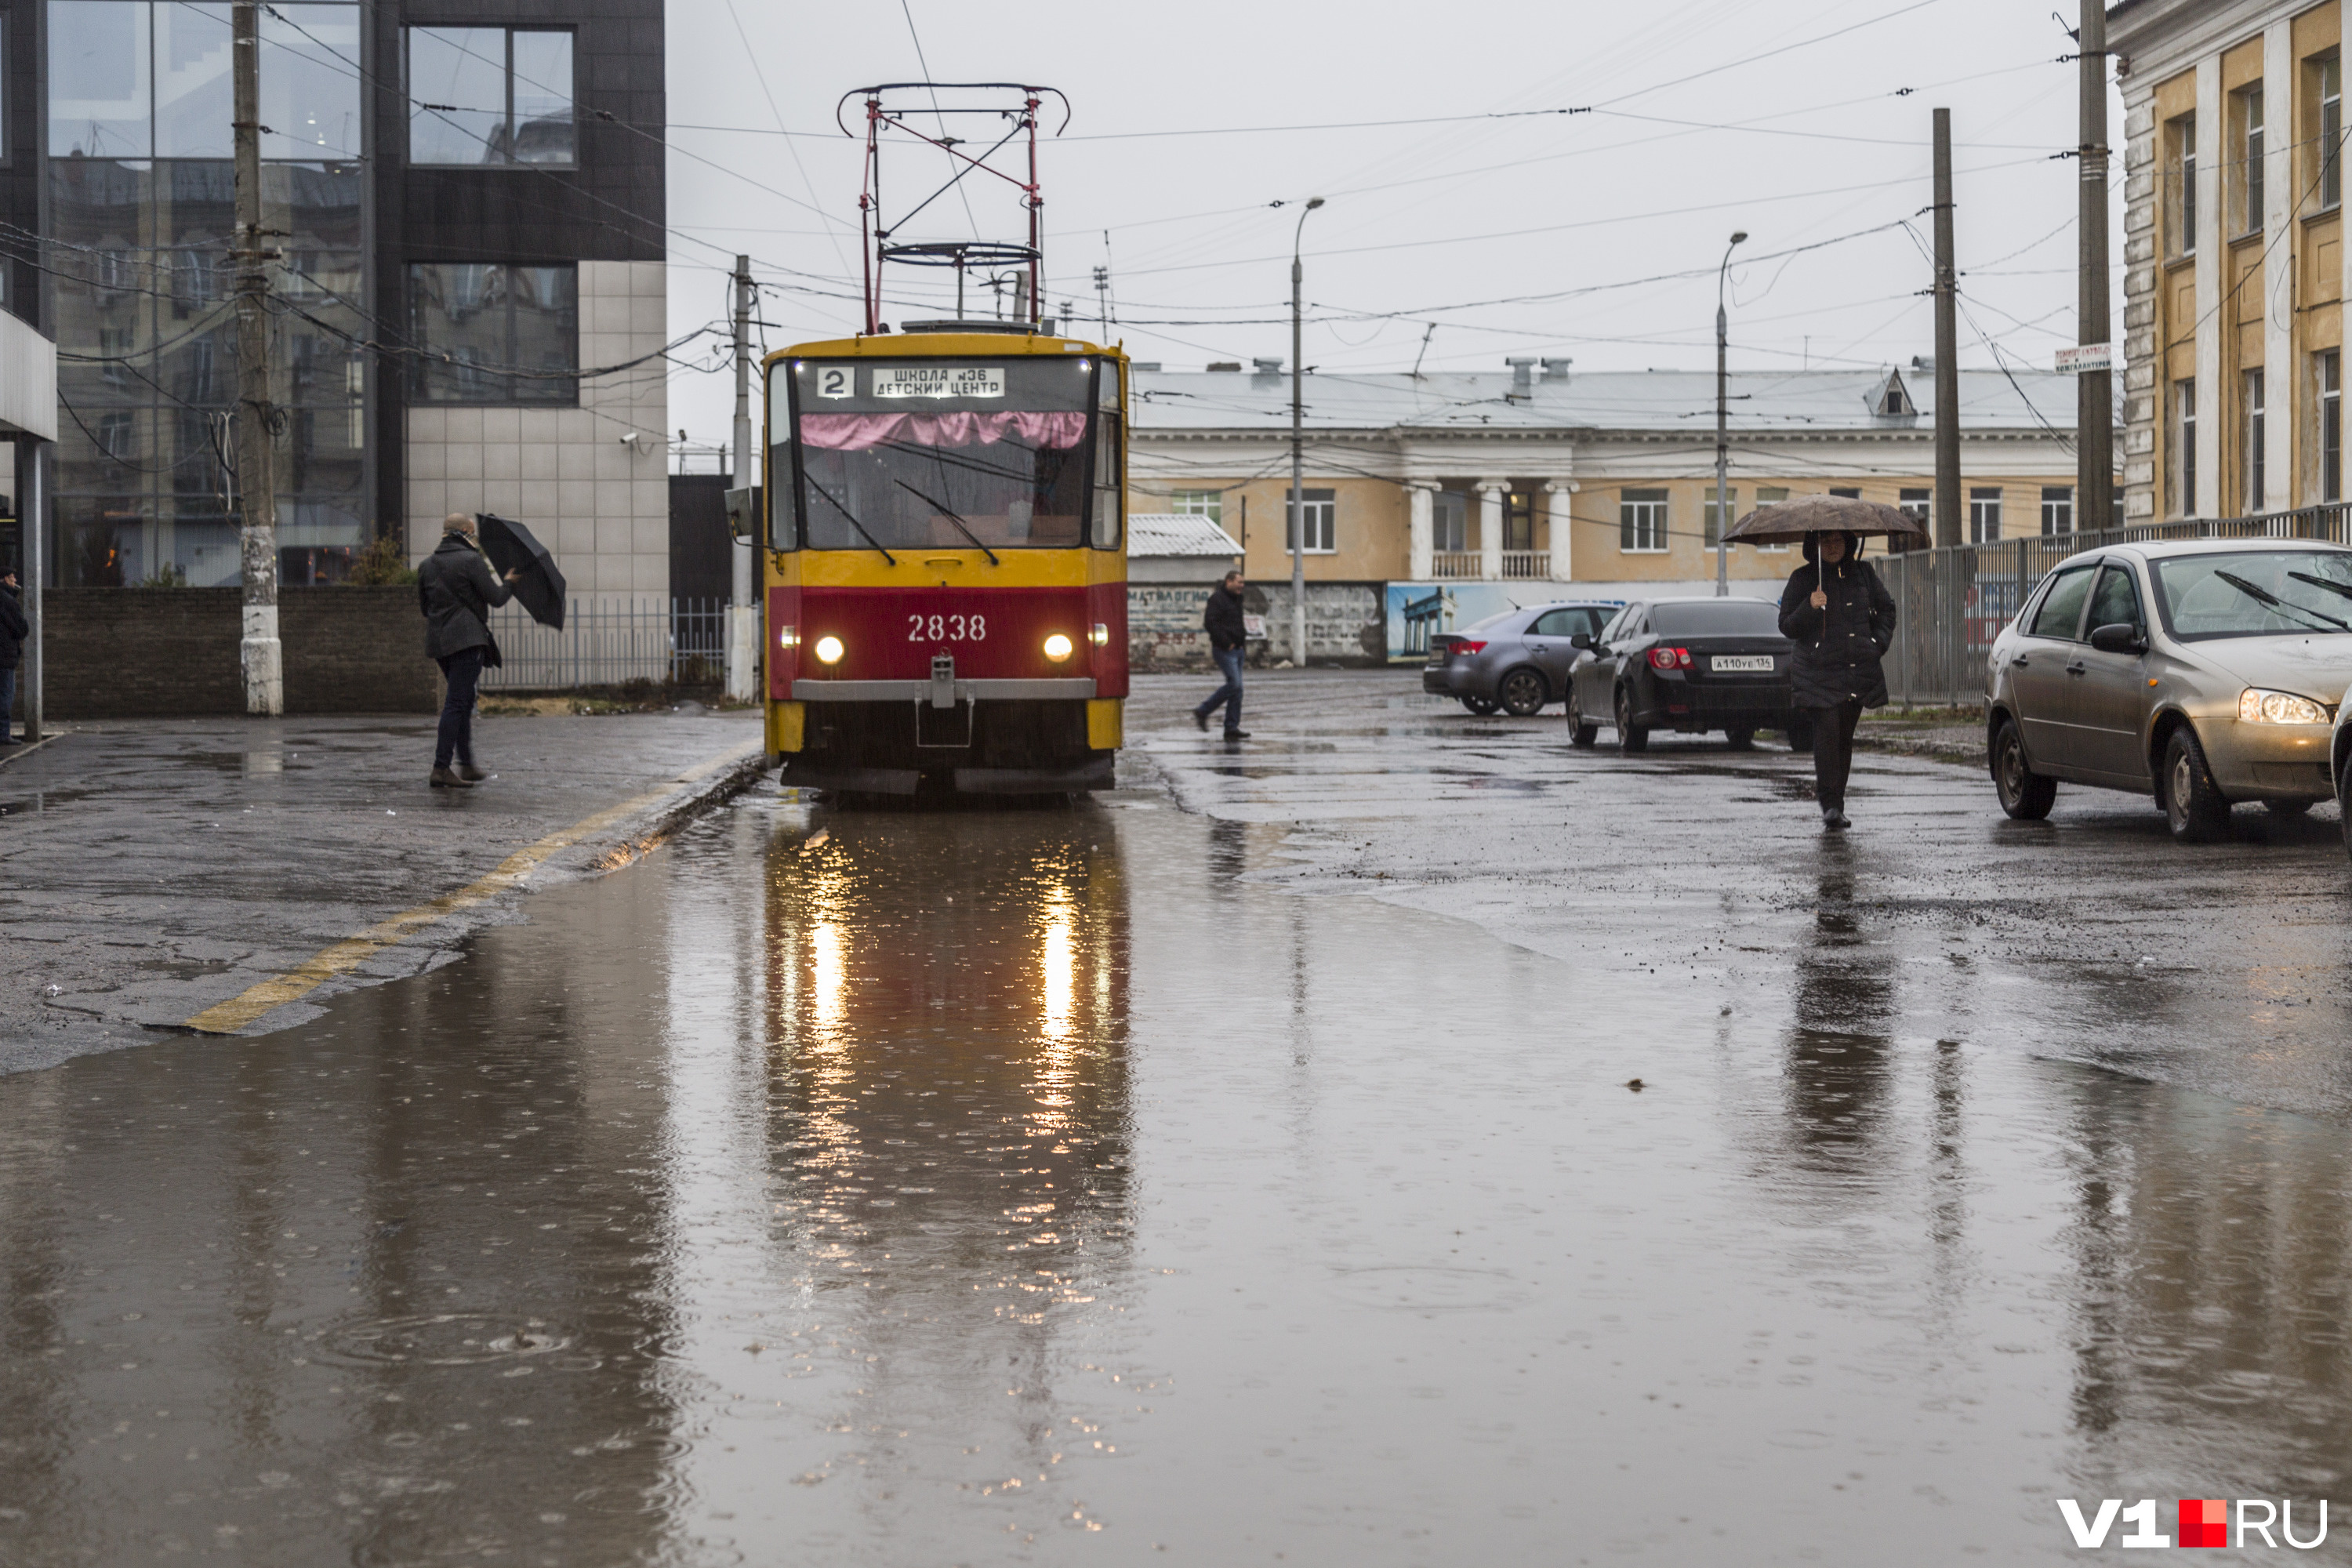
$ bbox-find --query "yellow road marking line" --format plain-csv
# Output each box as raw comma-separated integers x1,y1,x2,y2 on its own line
183,738,764,1036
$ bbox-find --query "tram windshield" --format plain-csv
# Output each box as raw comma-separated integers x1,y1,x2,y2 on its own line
777,357,1115,551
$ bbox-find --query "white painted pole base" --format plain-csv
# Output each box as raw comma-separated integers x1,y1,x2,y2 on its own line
241,603,283,716
725,605,760,702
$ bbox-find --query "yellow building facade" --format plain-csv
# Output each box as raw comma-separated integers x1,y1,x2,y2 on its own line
2114,0,2347,522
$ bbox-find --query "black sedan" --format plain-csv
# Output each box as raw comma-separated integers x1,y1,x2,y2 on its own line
1566,597,1802,752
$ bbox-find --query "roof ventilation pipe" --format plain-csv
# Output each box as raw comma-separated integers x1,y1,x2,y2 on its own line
1541,358,1573,383
1252,357,1284,387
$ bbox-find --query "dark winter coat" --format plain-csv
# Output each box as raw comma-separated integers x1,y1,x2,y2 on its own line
0,584,24,672
1777,532,1896,710
416,531,512,663
1203,583,1248,652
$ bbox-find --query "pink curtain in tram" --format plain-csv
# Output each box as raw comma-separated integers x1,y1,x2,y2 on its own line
797,409,1089,452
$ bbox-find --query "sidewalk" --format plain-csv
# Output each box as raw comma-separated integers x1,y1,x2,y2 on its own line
0,711,768,1074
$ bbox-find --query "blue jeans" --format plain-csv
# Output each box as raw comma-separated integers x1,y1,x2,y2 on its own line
1196,647,1244,733
434,647,485,769
0,665,16,742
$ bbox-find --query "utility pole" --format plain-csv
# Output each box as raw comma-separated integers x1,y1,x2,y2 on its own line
1714,230,1748,596
232,0,281,713
1289,198,1323,668
726,255,757,702
1933,107,1962,550
2077,1,2114,535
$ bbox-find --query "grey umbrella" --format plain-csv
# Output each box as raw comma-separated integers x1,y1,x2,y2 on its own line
476,513,568,630
1720,492,1928,546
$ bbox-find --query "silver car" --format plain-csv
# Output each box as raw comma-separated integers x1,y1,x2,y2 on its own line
1421,601,1620,716
1987,539,2352,841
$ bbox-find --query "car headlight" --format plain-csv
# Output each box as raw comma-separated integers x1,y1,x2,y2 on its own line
2238,688,2329,724
1043,633,1074,662
813,634,844,665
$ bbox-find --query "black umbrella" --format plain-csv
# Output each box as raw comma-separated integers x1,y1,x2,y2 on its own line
476,513,567,630
1720,492,1928,545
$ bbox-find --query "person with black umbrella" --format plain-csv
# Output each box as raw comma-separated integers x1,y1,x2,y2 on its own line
1777,528,1896,832
417,513,521,789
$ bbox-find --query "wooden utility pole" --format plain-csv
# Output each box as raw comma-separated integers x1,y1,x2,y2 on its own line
1933,107,1962,549
2077,1,2114,534
233,0,281,713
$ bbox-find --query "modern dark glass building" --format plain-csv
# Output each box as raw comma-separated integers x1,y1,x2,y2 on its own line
0,0,668,593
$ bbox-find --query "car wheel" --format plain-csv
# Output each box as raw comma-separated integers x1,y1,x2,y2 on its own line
2264,797,2314,818
1724,728,1755,750
1497,667,1548,717
1786,719,1815,753
1566,688,1599,748
1992,718,2056,821
1615,687,1650,753
2161,727,2231,843
1460,695,1497,716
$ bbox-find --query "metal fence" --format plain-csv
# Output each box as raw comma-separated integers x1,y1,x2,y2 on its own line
1875,505,2352,706
479,596,730,690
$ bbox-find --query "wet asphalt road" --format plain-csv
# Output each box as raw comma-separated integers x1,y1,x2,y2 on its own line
6,672,2352,1565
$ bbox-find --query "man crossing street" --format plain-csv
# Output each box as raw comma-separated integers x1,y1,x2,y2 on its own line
1193,569,1251,740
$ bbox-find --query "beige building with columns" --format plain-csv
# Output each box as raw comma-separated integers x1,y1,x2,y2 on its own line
2111,0,2347,524
1127,361,2084,590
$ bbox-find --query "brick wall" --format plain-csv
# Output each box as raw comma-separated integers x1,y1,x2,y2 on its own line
38,587,438,718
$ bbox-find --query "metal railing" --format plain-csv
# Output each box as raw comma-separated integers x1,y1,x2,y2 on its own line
1875,506,2352,706
480,596,731,690
1501,550,1551,579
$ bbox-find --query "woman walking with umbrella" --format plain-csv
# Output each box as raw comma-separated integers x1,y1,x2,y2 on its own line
1723,495,1917,832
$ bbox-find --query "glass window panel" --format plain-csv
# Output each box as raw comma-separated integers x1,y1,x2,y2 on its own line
154,3,230,158
408,27,506,165
510,31,574,165
510,265,578,402
261,5,362,161
412,263,513,401
51,2,154,160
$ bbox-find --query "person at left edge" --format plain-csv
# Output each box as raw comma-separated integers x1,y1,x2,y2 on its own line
417,513,520,789
0,565,25,746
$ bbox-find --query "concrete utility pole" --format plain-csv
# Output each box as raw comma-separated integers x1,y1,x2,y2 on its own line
1932,107,1962,549
726,254,758,701
2077,1,2114,535
1714,230,1747,596
232,0,280,713
1289,198,1323,667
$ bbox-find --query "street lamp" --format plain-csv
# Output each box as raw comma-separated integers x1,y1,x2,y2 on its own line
1714,230,1748,597
1290,196,1324,667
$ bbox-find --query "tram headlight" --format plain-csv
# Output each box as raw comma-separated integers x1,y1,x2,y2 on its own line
1043,633,1074,662
814,634,845,665
1088,622,1110,648
778,624,799,649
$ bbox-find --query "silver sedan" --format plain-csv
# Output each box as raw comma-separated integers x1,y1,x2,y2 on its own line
1987,539,2352,841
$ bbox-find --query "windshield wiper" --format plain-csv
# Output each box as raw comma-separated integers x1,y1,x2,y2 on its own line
805,477,897,565
2216,569,2352,633
2288,569,2352,604
892,479,1000,565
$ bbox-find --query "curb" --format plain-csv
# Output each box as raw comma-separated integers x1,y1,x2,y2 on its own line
0,730,67,769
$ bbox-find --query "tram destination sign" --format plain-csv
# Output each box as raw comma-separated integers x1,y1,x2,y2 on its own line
872,365,1005,399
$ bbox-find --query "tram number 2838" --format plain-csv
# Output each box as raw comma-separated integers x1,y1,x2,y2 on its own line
909,612,987,641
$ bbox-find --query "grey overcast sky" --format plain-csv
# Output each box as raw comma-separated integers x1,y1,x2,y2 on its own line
661,0,2124,451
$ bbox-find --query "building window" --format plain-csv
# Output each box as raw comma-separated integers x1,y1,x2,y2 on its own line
1896,487,1929,535
1751,486,1790,551
2176,377,2198,516
1504,492,1534,552
2234,85,2264,235
2041,485,2074,535
2321,350,2342,503
408,262,579,405
1619,488,1668,553
1969,486,2002,544
2321,57,2343,211
1283,487,1334,553
407,27,575,166
1432,492,1467,553
2245,368,2267,511
2167,114,2197,258
1702,488,1738,547
1167,489,1221,523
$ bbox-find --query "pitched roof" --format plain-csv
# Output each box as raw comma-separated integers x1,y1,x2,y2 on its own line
1127,511,1243,558
1131,366,2084,436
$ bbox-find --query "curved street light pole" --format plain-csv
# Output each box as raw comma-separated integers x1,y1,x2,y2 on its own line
1714,230,1748,597
1290,197,1324,666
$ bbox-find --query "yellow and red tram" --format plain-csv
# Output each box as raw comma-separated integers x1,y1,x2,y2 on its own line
759,326,1127,795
